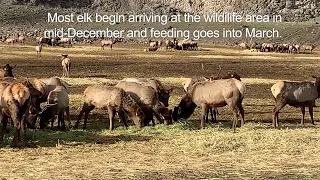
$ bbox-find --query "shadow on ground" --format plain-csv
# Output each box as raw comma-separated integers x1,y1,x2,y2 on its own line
1,125,151,148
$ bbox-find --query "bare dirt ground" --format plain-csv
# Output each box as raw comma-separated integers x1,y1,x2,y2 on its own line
0,43,320,179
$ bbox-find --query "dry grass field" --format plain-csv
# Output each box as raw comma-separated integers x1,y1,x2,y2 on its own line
0,43,320,179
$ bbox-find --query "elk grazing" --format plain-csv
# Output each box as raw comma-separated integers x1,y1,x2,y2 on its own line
9,77,70,128
37,37,52,46
189,40,198,50
165,40,175,49
5,37,16,45
302,44,316,54
75,85,145,130
144,47,158,52
239,42,249,49
51,37,61,46
101,39,117,50
182,67,242,123
294,44,300,54
173,78,245,131
37,86,70,130
271,76,320,128
17,35,25,45
116,81,172,126
120,78,173,107
58,38,72,47
261,43,275,52
288,44,296,54
149,40,159,48
61,54,71,77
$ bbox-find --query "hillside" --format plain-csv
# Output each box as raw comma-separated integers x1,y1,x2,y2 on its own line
0,0,319,21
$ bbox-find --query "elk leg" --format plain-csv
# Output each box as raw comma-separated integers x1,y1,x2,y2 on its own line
211,108,218,123
238,103,245,127
10,111,21,148
273,99,286,128
75,102,94,129
118,110,128,130
107,106,116,131
208,108,213,122
83,105,95,129
205,108,209,123
65,106,71,129
12,121,21,148
51,116,55,130
58,111,65,130
214,108,218,122
20,118,27,147
64,67,68,77
58,113,62,130
300,106,305,125
200,104,209,129
75,104,85,128
57,113,60,130
309,105,315,125
0,115,8,146
151,117,155,126
232,106,240,132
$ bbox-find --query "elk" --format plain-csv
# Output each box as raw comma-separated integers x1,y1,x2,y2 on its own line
271,76,320,127
101,39,118,50
61,54,71,78
75,85,145,130
116,81,172,126
173,78,246,131
120,78,172,107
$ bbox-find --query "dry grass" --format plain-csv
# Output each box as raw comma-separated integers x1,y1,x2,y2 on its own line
0,43,320,179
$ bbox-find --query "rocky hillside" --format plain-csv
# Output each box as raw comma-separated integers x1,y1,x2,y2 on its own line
0,0,319,21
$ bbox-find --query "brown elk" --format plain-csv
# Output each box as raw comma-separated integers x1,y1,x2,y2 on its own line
75,85,145,130
61,54,71,78
116,81,172,126
271,76,320,128
173,78,246,131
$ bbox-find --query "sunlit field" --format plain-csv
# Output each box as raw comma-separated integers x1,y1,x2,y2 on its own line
0,43,320,179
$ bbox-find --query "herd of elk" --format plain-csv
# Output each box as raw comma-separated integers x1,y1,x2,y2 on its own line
240,42,316,54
